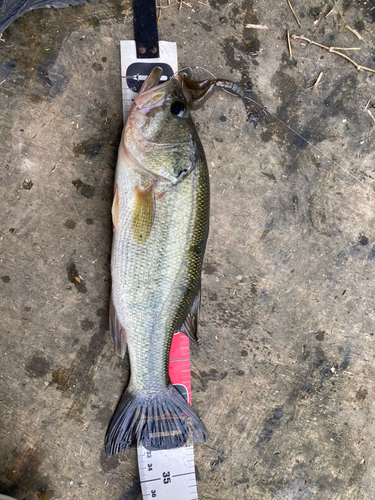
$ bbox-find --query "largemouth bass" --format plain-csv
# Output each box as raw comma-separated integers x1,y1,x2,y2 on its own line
105,67,210,455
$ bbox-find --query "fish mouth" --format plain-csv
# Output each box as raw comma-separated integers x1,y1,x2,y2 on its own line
137,66,164,95
135,67,179,111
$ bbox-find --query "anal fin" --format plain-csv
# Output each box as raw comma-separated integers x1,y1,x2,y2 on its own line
178,289,201,343
109,291,127,358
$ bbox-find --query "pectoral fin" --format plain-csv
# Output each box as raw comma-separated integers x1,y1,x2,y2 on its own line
112,185,120,230
178,289,201,343
131,182,155,245
109,291,127,358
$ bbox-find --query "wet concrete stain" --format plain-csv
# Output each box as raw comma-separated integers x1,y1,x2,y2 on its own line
94,403,115,428
81,318,95,331
73,137,104,159
89,16,100,28
221,37,249,72
209,0,230,8
261,172,276,181
275,478,318,499
0,441,54,499
203,261,217,274
50,368,70,391
257,408,284,445
0,8,79,101
210,450,226,472
196,21,213,32
64,219,76,229
251,343,367,495
66,261,88,293
25,353,50,378
315,330,325,341
80,182,96,198
322,74,358,120
99,448,121,472
72,179,83,191
367,246,375,260
48,308,109,423
65,306,109,421
118,476,141,500
359,234,369,245
356,386,368,400
191,368,227,392
220,0,261,81
292,129,310,150
299,345,350,395
0,60,16,80
92,62,103,71
358,0,375,23
259,62,331,173
242,0,260,54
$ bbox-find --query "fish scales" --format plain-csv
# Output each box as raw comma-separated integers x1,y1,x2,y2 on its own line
112,161,208,391
105,67,209,454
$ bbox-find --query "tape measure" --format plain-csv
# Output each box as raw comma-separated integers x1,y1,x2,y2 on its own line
137,332,198,500
119,43,200,500
137,443,198,500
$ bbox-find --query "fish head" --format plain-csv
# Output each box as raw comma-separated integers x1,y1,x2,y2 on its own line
125,67,205,185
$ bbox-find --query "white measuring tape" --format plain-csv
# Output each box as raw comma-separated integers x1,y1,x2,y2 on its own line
137,444,198,499
120,44,200,500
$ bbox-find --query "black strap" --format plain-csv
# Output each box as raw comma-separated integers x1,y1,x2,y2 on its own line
133,0,159,59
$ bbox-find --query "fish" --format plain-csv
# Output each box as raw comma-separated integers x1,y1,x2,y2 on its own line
0,0,99,34
105,66,210,455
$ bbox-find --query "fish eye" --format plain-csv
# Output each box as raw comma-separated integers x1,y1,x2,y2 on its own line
170,100,187,117
177,168,188,178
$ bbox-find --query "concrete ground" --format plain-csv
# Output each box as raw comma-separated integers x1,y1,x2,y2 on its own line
1,0,375,498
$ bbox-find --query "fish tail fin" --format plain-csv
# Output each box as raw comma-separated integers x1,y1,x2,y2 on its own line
104,384,207,455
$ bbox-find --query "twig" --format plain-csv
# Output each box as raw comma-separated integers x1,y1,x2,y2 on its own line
333,0,363,40
364,99,371,111
312,71,323,93
157,1,161,20
330,47,361,51
286,30,293,58
0,79,5,85
245,24,268,29
179,0,182,10
367,109,375,123
291,34,375,73
286,0,301,27
198,1,210,6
